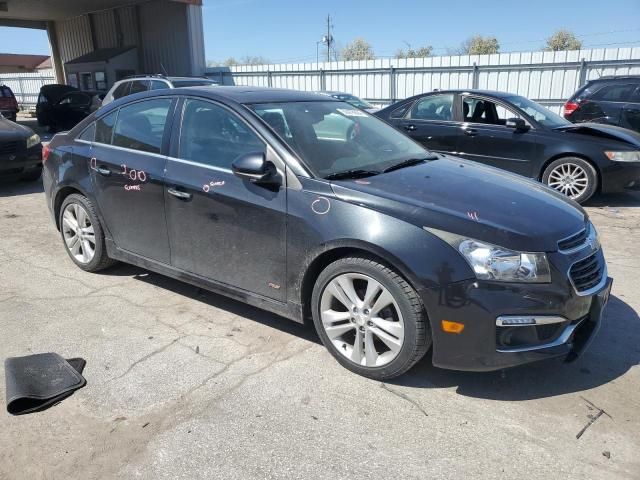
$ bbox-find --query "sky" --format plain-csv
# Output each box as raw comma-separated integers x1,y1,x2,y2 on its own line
1,0,639,62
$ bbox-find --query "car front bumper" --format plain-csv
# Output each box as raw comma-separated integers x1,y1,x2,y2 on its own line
0,144,42,178
600,162,640,193
420,272,612,372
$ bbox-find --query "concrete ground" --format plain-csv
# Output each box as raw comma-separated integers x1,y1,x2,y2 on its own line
0,170,639,479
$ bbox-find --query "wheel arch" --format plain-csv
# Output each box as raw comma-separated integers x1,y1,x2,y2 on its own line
53,185,90,231
299,241,421,324
538,153,602,192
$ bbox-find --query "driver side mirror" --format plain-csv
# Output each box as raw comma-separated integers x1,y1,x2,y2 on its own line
506,118,529,132
232,151,279,184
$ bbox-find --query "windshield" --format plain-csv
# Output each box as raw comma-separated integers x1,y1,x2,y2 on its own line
250,101,429,179
331,94,374,110
506,95,571,128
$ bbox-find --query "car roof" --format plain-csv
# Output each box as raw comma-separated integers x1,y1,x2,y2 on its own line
167,86,340,104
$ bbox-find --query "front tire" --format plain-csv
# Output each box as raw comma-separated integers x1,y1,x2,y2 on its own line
542,157,598,204
59,194,116,272
311,256,430,380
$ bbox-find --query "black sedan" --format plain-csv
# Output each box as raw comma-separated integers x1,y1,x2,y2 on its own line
0,114,42,181
376,89,640,203
43,87,610,378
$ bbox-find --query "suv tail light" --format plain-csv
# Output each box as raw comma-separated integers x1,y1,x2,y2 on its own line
42,143,51,163
563,101,579,117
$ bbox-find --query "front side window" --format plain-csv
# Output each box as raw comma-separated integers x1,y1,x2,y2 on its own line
95,111,117,144
179,99,265,168
409,94,454,121
505,95,570,128
250,101,428,178
462,97,523,125
112,99,172,153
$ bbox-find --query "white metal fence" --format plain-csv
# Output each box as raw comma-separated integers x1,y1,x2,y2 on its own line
0,69,56,113
207,47,640,115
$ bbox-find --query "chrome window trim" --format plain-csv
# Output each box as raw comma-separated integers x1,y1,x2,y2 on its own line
496,315,567,327
86,141,167,159
166,155,232,173
496,319,584,353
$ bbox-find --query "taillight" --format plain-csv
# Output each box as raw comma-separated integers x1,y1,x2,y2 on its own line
564,101,579,117
42,143,51,163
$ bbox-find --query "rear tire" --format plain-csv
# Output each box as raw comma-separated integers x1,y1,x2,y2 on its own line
59,194,116,272
542,156,598,204
311,256,430,380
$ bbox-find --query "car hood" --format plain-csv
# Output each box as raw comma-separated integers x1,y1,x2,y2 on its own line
0,116,32,140
330,156,587,252
555,122,640,147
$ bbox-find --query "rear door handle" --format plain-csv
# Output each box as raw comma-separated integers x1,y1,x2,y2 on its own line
463,128,478,136
403,124,417,131
96,166,111,176
167,187,192,201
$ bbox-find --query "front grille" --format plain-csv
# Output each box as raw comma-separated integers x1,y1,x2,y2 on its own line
0,141,19,155
570,252,603,293
558,227,588,252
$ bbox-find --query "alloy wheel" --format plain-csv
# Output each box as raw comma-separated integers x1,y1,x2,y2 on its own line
320,273,405,367
61,203,96,264
547,162,589,199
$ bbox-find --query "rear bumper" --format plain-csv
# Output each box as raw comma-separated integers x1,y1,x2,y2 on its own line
421,276,612,372
600,163,640,193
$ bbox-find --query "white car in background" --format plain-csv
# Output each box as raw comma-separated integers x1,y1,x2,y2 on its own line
315,91,380,113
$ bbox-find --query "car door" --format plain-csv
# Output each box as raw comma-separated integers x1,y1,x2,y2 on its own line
89,97,175,263
394,93,460,153
620,85,640,133
455,95,539,177
164,97,287,301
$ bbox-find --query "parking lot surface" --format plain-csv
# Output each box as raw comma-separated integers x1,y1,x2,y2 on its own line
0,177,639,479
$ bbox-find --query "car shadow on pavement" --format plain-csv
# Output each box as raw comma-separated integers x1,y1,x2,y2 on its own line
393,294,640,400
108,263,322,345
585,191,640,208
0,179,44,197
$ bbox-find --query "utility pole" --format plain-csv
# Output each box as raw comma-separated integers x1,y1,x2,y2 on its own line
326,15,331,63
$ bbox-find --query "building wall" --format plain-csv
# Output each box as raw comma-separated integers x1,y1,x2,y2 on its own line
51,0,205,83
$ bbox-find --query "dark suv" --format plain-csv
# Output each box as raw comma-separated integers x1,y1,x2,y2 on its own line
42,87,611,379
564,76,640,133
0,85,19,122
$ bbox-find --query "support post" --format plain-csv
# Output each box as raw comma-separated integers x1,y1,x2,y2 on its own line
472,62,479,89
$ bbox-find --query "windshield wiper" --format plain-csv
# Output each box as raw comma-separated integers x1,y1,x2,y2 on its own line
382,155,437,173
325,169,381,180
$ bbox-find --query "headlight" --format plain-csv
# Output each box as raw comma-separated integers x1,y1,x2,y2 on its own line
26,133,41,149
426,228,551,283
604,151,640,162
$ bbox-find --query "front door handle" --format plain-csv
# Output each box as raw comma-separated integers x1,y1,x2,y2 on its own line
403,124,417,131
463,128,478,136
167,187,192,201
96,166,111,176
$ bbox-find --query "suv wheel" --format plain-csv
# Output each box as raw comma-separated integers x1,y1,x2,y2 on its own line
542,157,598,204
311,256,430,380
59,194,116,272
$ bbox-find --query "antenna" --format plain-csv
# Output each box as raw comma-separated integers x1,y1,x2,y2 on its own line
160,63,168,76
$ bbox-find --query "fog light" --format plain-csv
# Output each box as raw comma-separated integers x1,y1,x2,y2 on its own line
496,315,566,326
441,320,465,334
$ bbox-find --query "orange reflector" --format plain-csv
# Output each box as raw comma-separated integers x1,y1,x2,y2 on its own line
441,320,465,334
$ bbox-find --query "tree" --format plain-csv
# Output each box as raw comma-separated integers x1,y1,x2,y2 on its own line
341,38,375,61
395,45,433,59
545,30,582,51
240,55,269,65
459,35,500,55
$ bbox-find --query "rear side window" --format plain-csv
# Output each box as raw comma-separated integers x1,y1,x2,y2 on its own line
95,111,117,144
389,103,411,119
112,82,130,100
112,99,172,154
408,94,454,121
178,99,264,168
592,83,637,102
150,80,170,90
129,80,149,95
78,123,96,142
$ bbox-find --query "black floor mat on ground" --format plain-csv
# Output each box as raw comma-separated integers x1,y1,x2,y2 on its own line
4,353,86,415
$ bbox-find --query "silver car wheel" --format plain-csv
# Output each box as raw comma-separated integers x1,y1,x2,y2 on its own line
320,273,405,367
61,203,96,264
547,162,589,199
